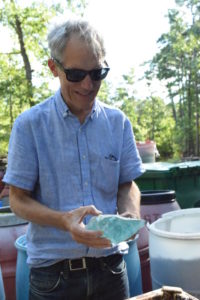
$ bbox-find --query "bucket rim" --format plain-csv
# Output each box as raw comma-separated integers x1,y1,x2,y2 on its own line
141,190,176,204
148,214,200,240
162,207,200,218
0,212,28,227
15,234,27,250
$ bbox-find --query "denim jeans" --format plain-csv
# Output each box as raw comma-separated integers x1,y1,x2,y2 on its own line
29,254,129,300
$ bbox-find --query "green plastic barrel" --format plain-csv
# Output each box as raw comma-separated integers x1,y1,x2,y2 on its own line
135,161,200,208
0,211,28,300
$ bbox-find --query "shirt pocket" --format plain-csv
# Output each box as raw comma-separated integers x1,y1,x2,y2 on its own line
93,157,120,197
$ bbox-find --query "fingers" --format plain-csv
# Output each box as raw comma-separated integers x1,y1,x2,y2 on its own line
72,205,102,224
85,205,102,215
66,205,112,248
71,226,111,248
78,205,102,220
75,234,111,248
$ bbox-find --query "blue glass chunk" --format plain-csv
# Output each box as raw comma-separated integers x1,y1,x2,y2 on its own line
86,214,146,245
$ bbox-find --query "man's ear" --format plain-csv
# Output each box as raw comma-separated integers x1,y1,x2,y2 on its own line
48,58,58,77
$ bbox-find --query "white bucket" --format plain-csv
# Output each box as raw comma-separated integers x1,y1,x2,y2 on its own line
162,207,200,219
136,141,159,163
148,209,200,298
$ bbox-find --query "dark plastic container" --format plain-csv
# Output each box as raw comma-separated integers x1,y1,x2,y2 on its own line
0,265,5,300
0,210,28,300
0,170,5,194
137,190,180,293
135,161,200,208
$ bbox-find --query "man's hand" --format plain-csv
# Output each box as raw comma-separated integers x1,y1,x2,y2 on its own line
62,205,112,248
120,212,139,219
9,186,111,248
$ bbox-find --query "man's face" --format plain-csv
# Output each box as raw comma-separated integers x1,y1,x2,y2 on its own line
55,35,102,116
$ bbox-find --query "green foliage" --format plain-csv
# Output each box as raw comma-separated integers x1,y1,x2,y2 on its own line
97,80,112,104
110,70,139,133
1,0,200,161
134,97,175,159
0,0,87,155
66,0,88,16
146,0,200,158
99,69,176,160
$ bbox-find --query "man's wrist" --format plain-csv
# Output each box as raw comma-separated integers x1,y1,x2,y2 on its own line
120,211,140,219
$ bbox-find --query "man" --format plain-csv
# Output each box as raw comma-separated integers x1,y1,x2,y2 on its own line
4,19,144,300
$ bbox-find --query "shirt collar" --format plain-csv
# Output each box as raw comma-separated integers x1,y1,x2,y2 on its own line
55,89,69,118
90,101,97,120
55,88,98,120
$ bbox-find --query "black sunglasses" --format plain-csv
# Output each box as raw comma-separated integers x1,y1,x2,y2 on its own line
53,57,110,82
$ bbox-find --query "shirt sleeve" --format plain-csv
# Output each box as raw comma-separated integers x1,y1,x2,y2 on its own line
3,113,38,191
119,117,144,184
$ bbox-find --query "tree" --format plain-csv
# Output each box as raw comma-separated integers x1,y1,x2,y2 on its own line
146,1,200,157
108,68,176,159
0,0,88,155
110,68,140,134
97,80,113,104
136,97,175,159
65,0,88,16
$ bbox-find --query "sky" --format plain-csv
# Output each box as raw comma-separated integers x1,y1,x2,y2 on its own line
0,0,178,100
84,0,177,99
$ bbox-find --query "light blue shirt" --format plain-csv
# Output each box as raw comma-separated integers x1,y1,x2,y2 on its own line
4,89,143,267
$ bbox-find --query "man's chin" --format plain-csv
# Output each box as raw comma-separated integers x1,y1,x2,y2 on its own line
75,95,95,106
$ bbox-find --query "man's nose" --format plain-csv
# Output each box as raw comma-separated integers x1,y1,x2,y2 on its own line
80,74,94,90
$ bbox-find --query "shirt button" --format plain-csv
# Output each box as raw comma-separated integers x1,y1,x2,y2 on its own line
85,182,88,186
82,155,86,159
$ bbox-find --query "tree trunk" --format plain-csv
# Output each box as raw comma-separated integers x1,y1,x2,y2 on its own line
11,0,34,106
187,72,194,156
9,91,14,130
168,86,177,123
195,77,200,156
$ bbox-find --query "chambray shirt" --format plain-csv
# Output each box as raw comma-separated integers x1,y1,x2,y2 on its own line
4,89,143,267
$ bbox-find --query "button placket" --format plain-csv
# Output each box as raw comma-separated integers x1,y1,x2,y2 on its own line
77,127,92,203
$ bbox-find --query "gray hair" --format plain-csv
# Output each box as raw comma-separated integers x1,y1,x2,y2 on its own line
47,19,106,62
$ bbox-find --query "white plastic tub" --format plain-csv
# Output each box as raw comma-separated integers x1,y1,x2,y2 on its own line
162,207,200,219
148,209,200,298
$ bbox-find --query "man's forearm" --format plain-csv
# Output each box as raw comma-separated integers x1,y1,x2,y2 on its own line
9,185,111,248
117,181,141,219
9,185,66,229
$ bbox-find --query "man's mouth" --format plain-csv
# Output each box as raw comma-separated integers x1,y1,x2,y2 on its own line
76,91,92,97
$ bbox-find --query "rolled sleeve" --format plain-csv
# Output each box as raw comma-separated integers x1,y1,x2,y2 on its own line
3,114,38,191
119,118,144,184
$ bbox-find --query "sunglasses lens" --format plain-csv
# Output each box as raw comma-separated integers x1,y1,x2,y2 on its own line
91,68,109,81
54,57,110,82
66,70,86,82
65,68,110,82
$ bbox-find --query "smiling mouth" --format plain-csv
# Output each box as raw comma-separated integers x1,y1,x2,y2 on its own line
76,91,93,97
